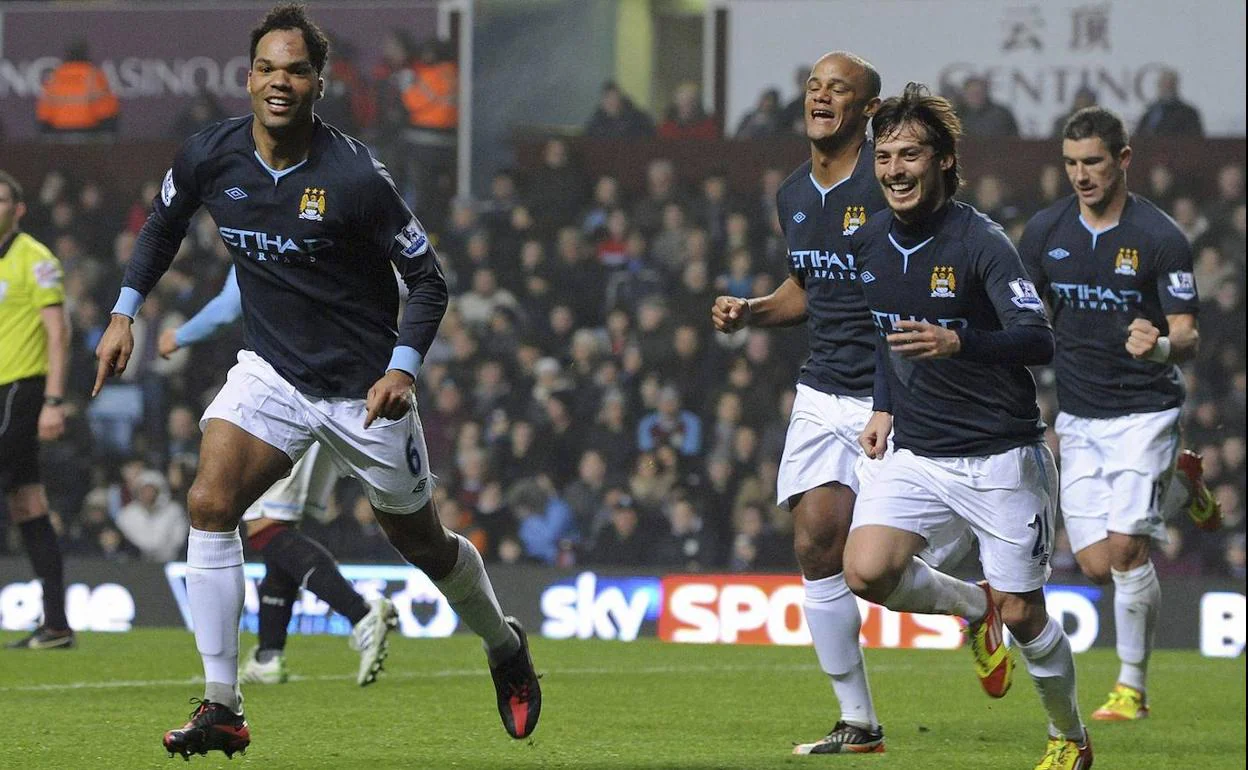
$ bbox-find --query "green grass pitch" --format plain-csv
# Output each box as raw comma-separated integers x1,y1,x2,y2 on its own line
0,628,1243,769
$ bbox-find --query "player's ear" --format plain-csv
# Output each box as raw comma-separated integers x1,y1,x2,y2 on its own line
939,154,955,172
317,77,325,101
1118,144,1133,173
862,96,881,119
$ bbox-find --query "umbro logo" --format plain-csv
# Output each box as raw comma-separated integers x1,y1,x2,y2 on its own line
412,478,428,495
861,271,876,283
792,212,806,223
225,187,248,200
1047,248,1070,260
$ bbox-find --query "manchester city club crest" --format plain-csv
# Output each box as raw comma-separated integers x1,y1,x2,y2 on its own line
1114,247,1139,276
299,187,327,221
842,205,867,235
930,265,957,298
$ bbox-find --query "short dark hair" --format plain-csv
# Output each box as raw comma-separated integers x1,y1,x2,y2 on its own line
0,171,23,203
872,82,963,196
249,4,330,74
1063,106,1129,157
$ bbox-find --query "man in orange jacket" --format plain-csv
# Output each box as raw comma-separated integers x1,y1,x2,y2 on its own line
36,41,119,139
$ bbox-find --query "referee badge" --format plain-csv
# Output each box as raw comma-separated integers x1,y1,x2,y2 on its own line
298,187,327,222
929,265,957,298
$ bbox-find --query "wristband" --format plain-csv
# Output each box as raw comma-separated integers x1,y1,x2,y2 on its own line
44,396,65,406
1144,336,1171,364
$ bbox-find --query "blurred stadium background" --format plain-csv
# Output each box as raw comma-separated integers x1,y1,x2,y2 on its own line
0,0,1244,766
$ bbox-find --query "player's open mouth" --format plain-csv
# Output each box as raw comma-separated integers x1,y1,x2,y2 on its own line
886,180,917,197
810,109,835,122
265,97,294,114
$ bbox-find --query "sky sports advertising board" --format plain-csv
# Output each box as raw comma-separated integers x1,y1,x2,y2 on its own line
0,560,1242,657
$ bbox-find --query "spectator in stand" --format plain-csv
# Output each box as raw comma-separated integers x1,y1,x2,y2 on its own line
658,82,719,140
777,64,812,134
66,488,140,560
1171,195,1211,246
480,169,521,236
1136,69,1204,137
585,492,655,566
585,81,655,138
510,478,573,564
115,470,188,562
1209,164,1245,231
318,34,375,137
656,495,716,570
1145,163,1181,211
323,496,398,561
372,29,417,134
525,138,586,234
692,172,733,251
729,502,789,571
171,94,228,140
633,158,684,237
735,88,784,139
581,175,624,237
637,385,702,457
1051,86,1098,138
457,268,519,331
651,202,691,276
564,449,610,540
972,174,1021,224
397,38,458,227
36,40,119,140
958,76,1019,137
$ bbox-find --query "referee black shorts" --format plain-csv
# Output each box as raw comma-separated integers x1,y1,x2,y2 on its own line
0,376,45,492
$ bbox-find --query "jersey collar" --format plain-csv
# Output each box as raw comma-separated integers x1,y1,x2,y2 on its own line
0,230,17,260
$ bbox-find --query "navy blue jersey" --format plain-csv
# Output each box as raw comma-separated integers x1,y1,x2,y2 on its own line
853,201,1051,457
777,146,885,397
1019,194,1198,418
122,115,447,398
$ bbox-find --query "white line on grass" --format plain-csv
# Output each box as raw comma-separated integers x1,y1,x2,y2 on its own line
1,662,874,693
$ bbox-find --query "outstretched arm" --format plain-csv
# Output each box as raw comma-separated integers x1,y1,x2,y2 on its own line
159,266,242,357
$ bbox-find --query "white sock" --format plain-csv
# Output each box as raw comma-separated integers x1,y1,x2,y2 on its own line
1017,616,1085,742
1112,561,1160,693
803,574,878,730
884,557,988,621
187,527,245,713
434,533,519,663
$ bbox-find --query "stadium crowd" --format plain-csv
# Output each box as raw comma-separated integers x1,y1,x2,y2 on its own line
3,106,1243,579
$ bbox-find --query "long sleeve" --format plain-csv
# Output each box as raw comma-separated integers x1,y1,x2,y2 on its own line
363,154,448,377
113,148,202,317
174,266,242,347
956,325,1055,365
872,338,892,413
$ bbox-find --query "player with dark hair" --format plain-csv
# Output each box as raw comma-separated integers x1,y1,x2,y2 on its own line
158,266,398,688
844,83,1092,770
712,53,968,756
0,170,73,651
94,4,540,760
1020,105,1217,724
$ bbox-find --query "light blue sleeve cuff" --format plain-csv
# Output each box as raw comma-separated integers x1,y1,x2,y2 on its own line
387,346,423,379
111,287,145,319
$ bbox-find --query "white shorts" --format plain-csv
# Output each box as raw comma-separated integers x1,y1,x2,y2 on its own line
852,444,1058,594
1055,408,1180,553
777,386,874,505
242,443,342,524
202,350,432,515
778,386,974,570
